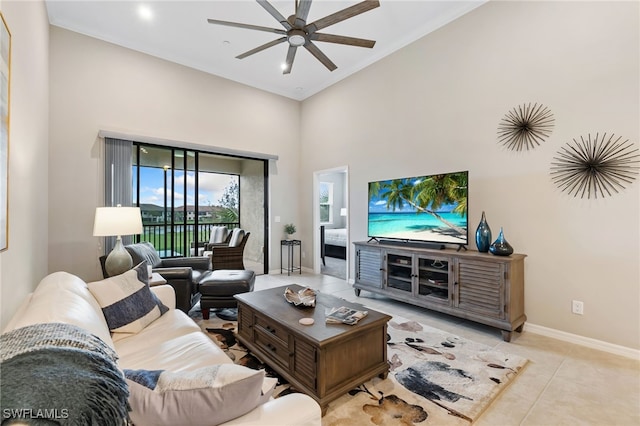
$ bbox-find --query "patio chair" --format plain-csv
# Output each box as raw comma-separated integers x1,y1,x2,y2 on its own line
204,229,250,271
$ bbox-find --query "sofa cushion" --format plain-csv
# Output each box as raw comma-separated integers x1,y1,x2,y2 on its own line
88,262,168,334
124,364,273,426
116,327,232,371
3,272,114,348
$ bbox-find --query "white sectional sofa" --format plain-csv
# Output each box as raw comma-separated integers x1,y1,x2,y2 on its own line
2,271,322,426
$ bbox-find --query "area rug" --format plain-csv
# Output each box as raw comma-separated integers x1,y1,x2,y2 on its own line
190,308,527,425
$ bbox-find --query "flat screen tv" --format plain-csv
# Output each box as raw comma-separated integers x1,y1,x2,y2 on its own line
368,171,468,247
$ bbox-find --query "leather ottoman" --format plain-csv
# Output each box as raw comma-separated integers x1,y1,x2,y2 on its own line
199,270,255,320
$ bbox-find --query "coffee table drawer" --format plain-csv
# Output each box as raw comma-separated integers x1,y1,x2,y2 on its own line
255,313,290,345
255,330,290,368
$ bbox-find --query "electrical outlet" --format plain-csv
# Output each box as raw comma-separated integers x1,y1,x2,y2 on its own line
572,300,584,315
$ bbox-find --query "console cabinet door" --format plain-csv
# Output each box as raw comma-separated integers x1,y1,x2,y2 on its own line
384,250,413,295
416,255,452,306
454,259,505,319
355,245,383,288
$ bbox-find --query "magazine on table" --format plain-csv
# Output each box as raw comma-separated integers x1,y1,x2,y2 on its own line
325,306,368,325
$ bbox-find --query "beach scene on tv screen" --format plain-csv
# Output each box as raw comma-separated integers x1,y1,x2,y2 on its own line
368,172,468,244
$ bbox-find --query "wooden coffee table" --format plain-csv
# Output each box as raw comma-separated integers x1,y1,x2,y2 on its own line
235,284,391,413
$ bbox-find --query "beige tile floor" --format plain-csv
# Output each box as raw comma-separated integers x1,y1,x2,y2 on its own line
253,271,640,425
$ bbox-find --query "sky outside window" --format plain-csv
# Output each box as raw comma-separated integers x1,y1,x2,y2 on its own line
137,167,238,208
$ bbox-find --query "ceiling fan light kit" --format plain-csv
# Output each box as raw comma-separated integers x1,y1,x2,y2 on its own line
207,0,380,74
288,29,306,47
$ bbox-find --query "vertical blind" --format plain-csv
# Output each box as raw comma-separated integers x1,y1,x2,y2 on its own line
103,137,134,252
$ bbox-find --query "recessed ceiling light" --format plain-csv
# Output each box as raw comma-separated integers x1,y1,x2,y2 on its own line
138,5,153,21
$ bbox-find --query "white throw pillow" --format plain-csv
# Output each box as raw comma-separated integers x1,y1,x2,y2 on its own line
228,228,245,247
124,364,274,426
208,226,228,244
87,261,168,334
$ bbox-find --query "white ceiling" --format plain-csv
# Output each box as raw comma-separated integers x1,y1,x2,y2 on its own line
45,0,486,101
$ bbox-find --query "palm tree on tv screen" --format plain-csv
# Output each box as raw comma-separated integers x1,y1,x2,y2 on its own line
371,172,467,235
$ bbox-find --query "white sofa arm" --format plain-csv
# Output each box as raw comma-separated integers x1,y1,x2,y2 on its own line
150,285,176,310
2,293,33,333
220,393,321,426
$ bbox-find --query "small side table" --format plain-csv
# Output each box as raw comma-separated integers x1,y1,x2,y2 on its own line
149,272,167,287
281,239,302,276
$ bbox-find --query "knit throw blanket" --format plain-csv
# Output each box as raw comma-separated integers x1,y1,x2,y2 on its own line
0,323,130,425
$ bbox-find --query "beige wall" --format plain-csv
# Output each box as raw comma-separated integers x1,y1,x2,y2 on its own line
0,1,49,329
1,1,638,351
47,27,300,283
300,1,639,349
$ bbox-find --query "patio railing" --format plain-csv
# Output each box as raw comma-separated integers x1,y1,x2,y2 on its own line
139,222,239,258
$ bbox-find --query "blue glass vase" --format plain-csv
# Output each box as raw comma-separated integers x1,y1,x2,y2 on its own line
475,211,492,253
489,227,514,256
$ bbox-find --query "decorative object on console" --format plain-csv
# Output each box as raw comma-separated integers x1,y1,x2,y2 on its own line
497,102,554,151
93,205,143,276
550,132,639,199
489,227,514,256
284,223,296,240
475,211,492,253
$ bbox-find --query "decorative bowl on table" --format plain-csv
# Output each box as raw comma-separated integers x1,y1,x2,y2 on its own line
284,287,316,308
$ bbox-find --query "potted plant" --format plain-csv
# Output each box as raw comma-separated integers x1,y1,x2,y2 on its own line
284,223,296,240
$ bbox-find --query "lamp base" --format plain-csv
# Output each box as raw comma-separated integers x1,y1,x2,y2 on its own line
105,237,133,277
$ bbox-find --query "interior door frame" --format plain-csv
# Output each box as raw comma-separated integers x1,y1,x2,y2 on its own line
313,166,349,279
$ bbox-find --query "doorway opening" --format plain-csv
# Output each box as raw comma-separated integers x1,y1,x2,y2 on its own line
314,167,348,280
132,143,268,275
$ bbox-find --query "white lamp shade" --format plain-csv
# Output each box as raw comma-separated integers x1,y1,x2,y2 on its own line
93,206,143,237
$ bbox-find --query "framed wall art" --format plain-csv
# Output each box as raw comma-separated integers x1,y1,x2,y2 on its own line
0,12,10,252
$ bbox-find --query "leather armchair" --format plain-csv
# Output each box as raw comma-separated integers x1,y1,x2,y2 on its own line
100,242,210,313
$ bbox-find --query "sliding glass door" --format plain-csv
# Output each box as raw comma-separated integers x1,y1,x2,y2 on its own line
131,144,267,274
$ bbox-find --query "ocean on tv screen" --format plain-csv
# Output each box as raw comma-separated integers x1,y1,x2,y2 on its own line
368,211,467,244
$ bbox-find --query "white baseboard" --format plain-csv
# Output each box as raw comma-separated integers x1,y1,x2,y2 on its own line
524,322,640,360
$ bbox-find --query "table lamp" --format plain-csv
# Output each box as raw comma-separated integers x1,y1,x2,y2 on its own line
93,205,143,277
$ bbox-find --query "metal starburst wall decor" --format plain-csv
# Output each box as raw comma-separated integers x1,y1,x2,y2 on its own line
497,103,555,151
550,133,639,199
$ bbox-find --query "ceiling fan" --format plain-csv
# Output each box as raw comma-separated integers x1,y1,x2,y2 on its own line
207,0,380,74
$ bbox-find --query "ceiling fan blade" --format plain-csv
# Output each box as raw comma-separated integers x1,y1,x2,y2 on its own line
207,19,286,35
293,0,312,28
283,45,298,75
304,41,337,71
236,37,287,59
305,0,380,33
310,32,376,48
256,0,292,30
